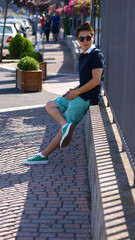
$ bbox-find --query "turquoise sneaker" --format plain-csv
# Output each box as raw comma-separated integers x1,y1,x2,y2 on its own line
60,123,75,148
23,154,49,165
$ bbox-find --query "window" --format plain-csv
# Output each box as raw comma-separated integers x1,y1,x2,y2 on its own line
0,26,12,34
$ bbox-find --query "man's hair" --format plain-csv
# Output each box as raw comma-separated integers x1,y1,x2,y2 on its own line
76,21,94,38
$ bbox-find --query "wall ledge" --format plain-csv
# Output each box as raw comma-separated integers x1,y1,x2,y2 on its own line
84,97,135,240
64,35,81,73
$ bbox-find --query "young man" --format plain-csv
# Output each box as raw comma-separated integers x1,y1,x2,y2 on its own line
23,21,105,165
51,11,60,42
40,14,46,39
44,15,51,42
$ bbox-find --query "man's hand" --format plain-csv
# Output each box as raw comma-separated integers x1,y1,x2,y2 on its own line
65,89,80,100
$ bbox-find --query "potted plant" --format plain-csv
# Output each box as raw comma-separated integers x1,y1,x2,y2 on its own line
16,56,43,92
20,51,47,80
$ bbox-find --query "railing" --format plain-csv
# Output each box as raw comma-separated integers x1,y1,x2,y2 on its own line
91,0,101,48
101,0,135,183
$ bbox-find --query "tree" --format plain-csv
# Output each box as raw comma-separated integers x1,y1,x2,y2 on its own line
0,7,3,15
13,0,49,13
0,0,52,62
0,0,11,63
0,0,35,62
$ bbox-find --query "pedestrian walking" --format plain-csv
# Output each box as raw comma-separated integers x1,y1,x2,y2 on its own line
40,13,46,39
51,11,60,42
43,15,51,42
23,21,105,165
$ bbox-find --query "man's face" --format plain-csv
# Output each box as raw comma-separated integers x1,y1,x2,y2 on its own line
77,30,94,53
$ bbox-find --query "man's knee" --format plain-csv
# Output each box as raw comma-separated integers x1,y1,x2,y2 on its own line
45,101,51,112
45,100,57,112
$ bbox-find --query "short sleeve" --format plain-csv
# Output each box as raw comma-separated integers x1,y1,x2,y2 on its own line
91,51,104,69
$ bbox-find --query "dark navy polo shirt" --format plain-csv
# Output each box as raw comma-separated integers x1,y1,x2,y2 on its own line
78,48,105,105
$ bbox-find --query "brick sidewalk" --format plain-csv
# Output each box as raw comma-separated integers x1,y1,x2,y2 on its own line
0,33,92,240
0,36,79,109
40,33,74,75
0,33,75,75
0,107,92,240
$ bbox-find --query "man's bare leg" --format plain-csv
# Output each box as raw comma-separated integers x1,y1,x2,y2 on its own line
23,101,74,164
45,100,75,151
46,100,67,127
41,129,62,156
39,100,67,157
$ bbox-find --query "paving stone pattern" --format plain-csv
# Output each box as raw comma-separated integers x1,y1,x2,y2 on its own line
0,107,92,240
40,38,74,74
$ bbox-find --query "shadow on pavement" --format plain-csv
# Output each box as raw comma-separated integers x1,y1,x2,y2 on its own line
40,40,74,74
0,107,92,239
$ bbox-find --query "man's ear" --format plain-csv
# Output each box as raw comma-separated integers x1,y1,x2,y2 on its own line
92,36,95,43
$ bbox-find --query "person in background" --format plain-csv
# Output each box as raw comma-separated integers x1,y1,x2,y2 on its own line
23,21,105,165
40,13,46,39
51,11,60,42
43,15,51,42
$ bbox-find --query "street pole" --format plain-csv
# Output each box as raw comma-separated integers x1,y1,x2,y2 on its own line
90,0,95,27
35,10,39,43
0,0,10,62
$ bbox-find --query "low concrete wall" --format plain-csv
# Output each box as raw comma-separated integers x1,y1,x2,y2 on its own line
59,28,64,40
65,35,81,73
84,97,135,240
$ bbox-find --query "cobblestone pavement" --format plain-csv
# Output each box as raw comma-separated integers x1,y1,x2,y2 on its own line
0,71,60,109
40,33,74,75
0,34,79,109
0,33,74,75
0,33,92,240
0,108,92,240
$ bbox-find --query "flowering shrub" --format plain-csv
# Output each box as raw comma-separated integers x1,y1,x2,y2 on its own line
56,0,91,16
56,7,63,15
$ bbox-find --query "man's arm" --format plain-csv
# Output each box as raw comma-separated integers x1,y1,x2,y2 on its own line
65,68,103,100
64,85,79,95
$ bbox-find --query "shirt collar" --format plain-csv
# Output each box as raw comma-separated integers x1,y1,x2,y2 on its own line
80,44,96,55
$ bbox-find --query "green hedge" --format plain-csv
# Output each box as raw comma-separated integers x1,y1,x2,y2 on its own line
18,56,39,71
20,51,43,62
8,33,34,59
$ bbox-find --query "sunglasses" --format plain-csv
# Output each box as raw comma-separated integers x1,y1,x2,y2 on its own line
78,35,92,42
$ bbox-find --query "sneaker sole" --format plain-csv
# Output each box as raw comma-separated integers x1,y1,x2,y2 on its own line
23,160,49,165
60,123,75,148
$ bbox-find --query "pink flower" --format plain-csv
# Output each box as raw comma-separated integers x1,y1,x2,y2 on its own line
56,0,91,16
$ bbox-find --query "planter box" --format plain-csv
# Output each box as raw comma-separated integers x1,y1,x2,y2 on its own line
16,68,42,92
39,61,47,80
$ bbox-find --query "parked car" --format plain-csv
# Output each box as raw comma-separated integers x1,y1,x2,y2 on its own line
27,17,36,35
0,18,28,38
0,23,17,48
18,18,31,29
18,18,33,36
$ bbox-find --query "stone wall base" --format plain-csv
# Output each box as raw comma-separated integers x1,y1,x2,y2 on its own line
84,97,135,240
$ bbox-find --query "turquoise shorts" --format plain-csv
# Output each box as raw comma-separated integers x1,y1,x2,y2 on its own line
55,96,90,125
